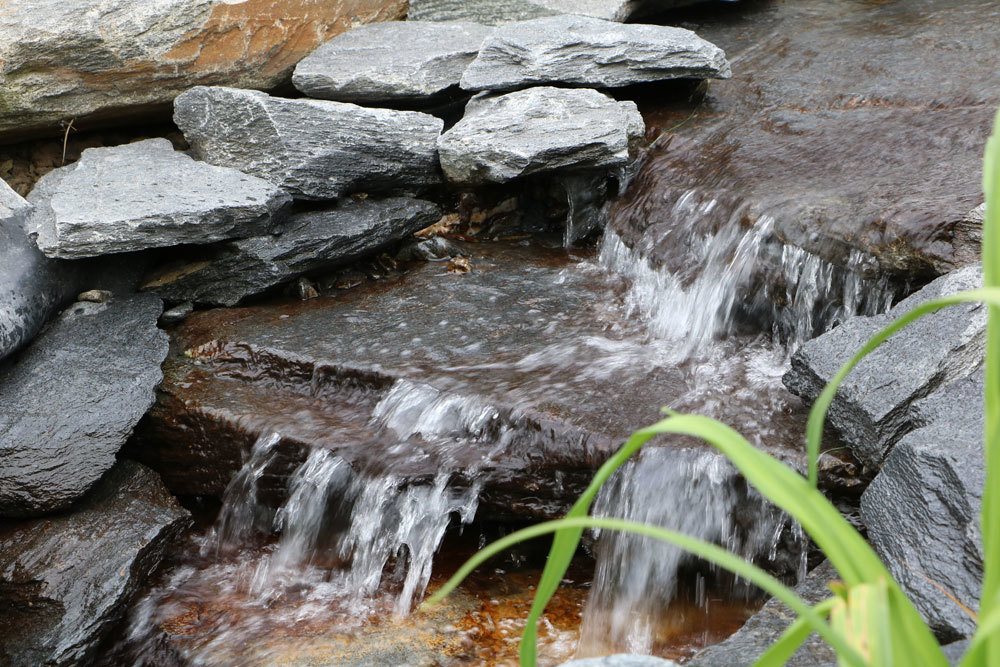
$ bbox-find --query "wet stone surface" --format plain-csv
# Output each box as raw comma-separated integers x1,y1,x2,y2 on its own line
611,0,1000,279
130,240,859,525
0,461,190,667
0,293,168,517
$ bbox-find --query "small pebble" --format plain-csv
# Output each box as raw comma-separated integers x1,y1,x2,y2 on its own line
77,289,112,303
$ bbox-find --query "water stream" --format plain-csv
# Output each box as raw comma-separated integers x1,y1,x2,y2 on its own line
120,173,902,664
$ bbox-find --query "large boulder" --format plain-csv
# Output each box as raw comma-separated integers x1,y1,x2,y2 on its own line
0,461,191,667
438,87,644,184
461,15,730,93
784,265,984,469
408,0,700,24
293,21,493,104
25,138,291,259
690,562,838,666
861,373,984,640
0,0,407,141
174,87,444,200
0,178,80,361
0,293,168,517
142,197,442,306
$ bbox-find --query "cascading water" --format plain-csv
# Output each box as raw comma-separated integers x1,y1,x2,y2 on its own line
572,193,900,657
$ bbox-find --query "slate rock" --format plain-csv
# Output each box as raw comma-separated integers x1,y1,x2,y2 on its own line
0,460,190,667
25,139,290,259
438,87,644,184
0,178,80,361
689,562,838,666
0,0,408,141
408,0,700,24
783,265,985,468
174,86,444,200
0,293,168,517
293,21,493,104
461,15,730,93
143,197,442,306
861,373,984,640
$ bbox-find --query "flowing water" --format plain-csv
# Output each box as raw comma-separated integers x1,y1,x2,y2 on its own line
119,188,899,664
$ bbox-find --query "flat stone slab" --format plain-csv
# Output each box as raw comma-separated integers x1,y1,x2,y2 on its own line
25,138,291,259
438,87,644,184
130,242,836,522
408,0,700,24
0,461,190,666
0,293,168,517
143,197,442,306
461,15,730,93
0,178,81,360
174,86,444,200
610,0,1000,279
861,373,984,640
0,0,408,141
293,21,493,104
784,265,984,469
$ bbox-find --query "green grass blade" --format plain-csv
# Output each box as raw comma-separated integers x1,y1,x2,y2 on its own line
515,426,661,666
806,288,1000,487
978,108,1000,667
423,516,869,667
753,597,838,667
959,592,1000,667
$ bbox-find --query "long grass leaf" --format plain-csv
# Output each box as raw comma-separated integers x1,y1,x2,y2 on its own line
423,516,869,667
978,108,1000,667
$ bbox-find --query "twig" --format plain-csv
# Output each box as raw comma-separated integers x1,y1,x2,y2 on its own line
61,119,75,165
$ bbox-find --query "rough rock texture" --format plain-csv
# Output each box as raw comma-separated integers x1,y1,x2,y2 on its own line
408,0,699,24
861,373,984,640
461,15,730,92
609,0,1000,279
559,656,679,667
143,197,442,306
0,178,80,361
0,293,168,517
690,562,838,666
25,139,291,259
0,461,190,667
293,21,493,104
0,0,407,141
174,87,444,200
438,87,644,184
784,265,984,469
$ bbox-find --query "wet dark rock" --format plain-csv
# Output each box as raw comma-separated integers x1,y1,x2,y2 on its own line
461,15,730,93
861,373,984,640
407,0,699,24
784,265,984,469
689,562,838,666
438,87,644,184
610,0,1000,279
142,197,441,306
0,293,168,517
293,21,493,104
173,86,444,200
25,139,290,259
0,460,190,667
0,178,80,361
